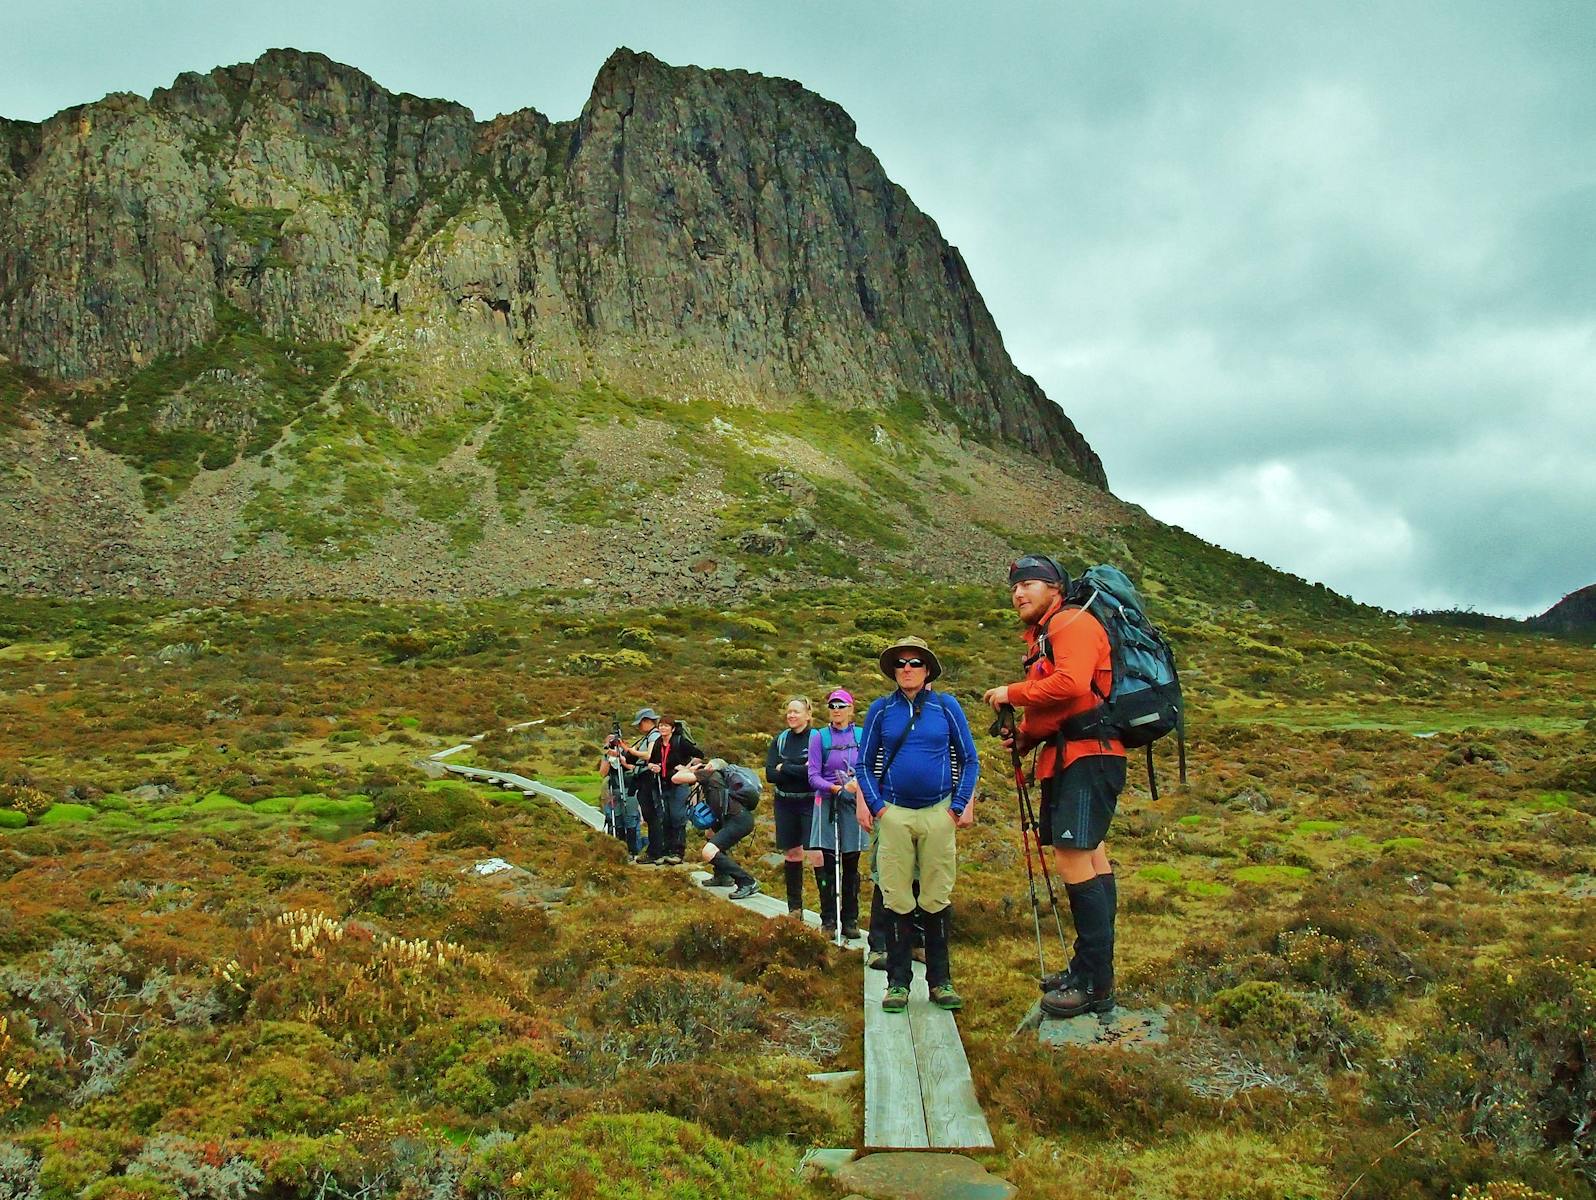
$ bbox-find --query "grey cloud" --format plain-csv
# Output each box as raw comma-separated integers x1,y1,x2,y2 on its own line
2,0,1592,614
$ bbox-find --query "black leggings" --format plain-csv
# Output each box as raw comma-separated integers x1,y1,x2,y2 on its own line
814,850,860,929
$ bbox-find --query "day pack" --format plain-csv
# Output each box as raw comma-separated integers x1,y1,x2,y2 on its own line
720,763,763,811
1043,564,1187,798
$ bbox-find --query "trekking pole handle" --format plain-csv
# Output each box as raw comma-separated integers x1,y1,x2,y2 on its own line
988,704,1018,742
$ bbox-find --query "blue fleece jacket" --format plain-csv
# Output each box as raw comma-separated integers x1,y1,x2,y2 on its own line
855,687,980,816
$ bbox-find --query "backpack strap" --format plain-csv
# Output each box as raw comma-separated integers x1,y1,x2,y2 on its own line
873,691,930,785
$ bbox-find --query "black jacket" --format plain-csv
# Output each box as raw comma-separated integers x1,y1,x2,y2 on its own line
649,729,702,783
765,727,813,800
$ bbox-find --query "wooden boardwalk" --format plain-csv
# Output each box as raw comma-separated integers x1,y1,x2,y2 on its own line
429,754,992,1150
863,958,993,1150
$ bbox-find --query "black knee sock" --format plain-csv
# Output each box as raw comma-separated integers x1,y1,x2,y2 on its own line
840,851,861,929
1065,876,1114,992
923,904,953,988
1099,870,1117,956
886,908,916,989
814,854,838,927
783,860,805,913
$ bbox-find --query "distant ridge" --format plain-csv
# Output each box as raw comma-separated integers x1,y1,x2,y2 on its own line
1528,584,1596,635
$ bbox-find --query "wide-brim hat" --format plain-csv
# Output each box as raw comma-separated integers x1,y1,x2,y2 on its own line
878,636,942,683
632,707,660,725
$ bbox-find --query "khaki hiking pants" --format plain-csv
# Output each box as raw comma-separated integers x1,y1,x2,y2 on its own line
876,798,956,915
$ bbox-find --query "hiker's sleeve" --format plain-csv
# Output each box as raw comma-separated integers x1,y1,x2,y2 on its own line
764,735,783,787
856,702,885,815
1008,617,1095,706
806,731,828,794
946,699,981,814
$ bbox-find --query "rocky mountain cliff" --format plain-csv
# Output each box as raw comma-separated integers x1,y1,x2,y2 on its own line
0,47,1102,483
0,49,1132,602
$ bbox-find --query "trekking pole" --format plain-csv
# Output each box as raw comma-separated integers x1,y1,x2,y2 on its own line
991,706,1048,979
995,706,1070,957
832,779,845,947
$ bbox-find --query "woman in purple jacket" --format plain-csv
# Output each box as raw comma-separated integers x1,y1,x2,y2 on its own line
807,687,867,940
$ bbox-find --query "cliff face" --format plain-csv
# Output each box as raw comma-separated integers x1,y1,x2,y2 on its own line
0,48,1104,484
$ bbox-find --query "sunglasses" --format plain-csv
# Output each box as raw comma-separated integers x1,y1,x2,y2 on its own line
893,657,927,669
827,700,852,709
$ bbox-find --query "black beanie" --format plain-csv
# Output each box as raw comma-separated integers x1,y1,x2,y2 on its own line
1008,554,1068,589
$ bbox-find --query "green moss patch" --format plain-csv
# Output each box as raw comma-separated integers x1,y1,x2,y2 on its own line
39,803,97,824
1137,865,1183,885
1233,864,1313,884
0,809,28,829
1380,836,1427,851
1296,820,1344,834
193,792,246,813
290,796,374,820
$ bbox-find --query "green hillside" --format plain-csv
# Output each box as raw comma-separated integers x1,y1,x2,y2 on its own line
0,526,1591,1199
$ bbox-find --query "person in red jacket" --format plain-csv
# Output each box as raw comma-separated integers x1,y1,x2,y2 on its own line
984,554,1126,1018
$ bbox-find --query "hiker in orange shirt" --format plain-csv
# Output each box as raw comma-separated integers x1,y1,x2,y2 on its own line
983,554,1126,1018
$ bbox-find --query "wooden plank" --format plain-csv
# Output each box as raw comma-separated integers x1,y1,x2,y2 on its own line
907,964,994,1150
863,954,930,1150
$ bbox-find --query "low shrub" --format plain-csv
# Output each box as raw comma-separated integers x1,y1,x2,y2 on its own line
974,1041,1208,1139
604,1062,837,1144
378,783,488,833
854,607,907,632
0,786,53,820
1372,956,1594,1175
587,969,763,1066
460,1113,813,1200
563,649,652,674
1204,980,1374,1071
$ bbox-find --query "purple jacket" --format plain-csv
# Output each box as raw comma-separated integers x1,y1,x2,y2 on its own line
807,723,863,798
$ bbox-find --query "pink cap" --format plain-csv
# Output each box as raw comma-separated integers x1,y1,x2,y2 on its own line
827,688,854,704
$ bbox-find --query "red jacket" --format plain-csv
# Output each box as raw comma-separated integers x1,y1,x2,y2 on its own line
1008,598,1125,780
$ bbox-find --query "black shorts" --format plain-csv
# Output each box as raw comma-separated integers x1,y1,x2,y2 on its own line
773,796,811,851
709,801,755,851
1040,756,1126,851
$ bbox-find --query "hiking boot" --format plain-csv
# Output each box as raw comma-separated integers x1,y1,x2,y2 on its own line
1040,982,1115,1019
881,985,910,1013
820,923,837,940
661,854,683,866
700,876,734,888
1039,967,1084,995
634,853,660,866
866,950,887,971
842,924,863,941
786,907,804,919
930,983,964,1010
729,882,760,900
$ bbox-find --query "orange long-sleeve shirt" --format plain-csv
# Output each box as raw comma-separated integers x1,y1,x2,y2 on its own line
1009,598,1125,780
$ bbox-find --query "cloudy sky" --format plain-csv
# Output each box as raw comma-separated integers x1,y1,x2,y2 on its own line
4,1,1592,615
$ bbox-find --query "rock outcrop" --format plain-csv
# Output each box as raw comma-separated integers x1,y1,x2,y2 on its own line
0,48,1104,484
1529,584,1596,635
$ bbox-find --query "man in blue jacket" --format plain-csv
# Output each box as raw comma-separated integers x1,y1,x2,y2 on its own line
856,636,979,1013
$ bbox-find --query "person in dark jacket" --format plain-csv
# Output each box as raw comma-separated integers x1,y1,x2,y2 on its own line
857,636,980,1013
616,708,662,863
644,715,702,865
677,758,760,900
765,696,815,916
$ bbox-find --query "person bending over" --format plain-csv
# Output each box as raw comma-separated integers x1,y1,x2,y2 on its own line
676,758,761,901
